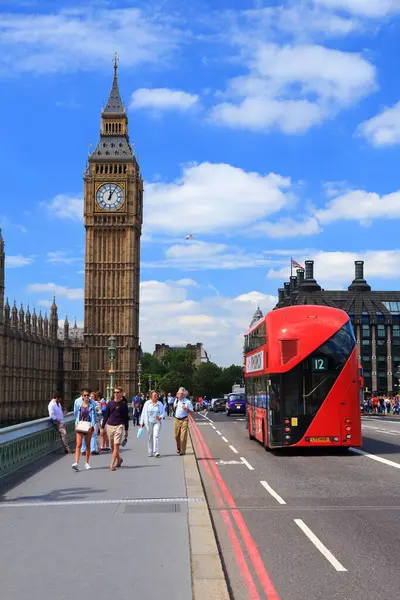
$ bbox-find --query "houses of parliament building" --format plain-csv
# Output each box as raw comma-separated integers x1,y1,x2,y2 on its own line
0,60,143,425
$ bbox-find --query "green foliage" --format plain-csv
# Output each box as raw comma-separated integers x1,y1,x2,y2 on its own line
140,349,242,398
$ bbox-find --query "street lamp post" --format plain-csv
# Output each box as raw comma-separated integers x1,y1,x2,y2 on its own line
148,373,152,392
107,335,117,401
137,360,142,395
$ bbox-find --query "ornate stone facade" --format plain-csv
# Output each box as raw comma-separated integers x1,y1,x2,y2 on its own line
0,62,142,424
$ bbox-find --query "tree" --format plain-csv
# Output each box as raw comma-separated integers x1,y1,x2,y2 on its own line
193,362,222,398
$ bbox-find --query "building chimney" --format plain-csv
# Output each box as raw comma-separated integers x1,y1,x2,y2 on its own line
290,276,297,296
300,260,321,291
348,260,371,291
278,288,285,302
284,282,290,297
297,269,305,285
305,260,314,280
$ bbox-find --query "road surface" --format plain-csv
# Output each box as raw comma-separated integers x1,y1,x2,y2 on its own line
191,411,400,600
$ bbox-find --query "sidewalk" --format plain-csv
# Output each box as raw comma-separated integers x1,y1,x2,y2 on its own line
0,418,228,600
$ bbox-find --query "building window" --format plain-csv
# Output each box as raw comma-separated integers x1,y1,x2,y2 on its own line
72,349,80,371
383,301,400,314
377,325,386,338
362,325,370,338
362,340,370,346
393,326,400,338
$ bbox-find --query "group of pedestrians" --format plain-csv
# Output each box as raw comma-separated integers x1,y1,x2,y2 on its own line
48,385,194,473
363,395,400,415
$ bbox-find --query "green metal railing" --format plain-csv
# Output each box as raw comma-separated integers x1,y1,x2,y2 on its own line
0,414,75,478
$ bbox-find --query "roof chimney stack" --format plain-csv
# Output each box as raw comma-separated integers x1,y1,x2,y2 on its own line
297,269,305,285
348,260,371,291
300,260,321,291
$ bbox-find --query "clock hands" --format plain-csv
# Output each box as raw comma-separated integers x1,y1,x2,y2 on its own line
107,185,117,202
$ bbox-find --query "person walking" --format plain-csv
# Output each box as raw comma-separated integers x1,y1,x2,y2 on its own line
72,390,97,471
48,392,71,454
102,387,129,471
132,394,141,426
166,393,175,417
173,387,193,456
140,390,165,458
82,392,100,455
98,392,111,451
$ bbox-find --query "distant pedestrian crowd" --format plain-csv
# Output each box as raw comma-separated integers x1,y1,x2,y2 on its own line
47,386,194,472
363,395,400,415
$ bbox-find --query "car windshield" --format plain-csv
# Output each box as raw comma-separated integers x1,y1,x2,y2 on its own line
228,394,245,402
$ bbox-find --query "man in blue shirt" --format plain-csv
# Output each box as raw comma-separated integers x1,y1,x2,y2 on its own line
173,387,193,455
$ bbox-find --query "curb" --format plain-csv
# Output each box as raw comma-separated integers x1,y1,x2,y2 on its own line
183,430,230,600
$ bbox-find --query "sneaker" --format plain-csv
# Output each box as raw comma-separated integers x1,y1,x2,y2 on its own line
155,452,160,458
85,463,91,470
148,454,153,458
72,463,79,471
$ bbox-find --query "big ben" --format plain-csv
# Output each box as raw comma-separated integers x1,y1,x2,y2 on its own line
83,57,143,396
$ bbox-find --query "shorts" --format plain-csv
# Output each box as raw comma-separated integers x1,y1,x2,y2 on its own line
106,424,125,445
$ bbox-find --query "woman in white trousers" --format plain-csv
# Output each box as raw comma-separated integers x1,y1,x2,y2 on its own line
140,390,165,457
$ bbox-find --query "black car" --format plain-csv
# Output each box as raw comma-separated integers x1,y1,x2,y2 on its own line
213,398,227,413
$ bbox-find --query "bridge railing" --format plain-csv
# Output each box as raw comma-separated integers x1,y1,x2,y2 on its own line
0,414,75,478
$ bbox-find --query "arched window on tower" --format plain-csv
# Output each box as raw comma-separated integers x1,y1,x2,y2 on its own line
124,165,127,173
100,165,104,174
119,165,122,174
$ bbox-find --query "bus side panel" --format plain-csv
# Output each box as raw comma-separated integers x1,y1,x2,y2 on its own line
254,407,265,444
294,346,362,447
247,404,254,437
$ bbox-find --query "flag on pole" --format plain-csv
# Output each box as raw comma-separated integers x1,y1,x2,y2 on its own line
291,258,303,270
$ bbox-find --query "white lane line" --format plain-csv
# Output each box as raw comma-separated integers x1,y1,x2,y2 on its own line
260,480,286,505
240,457,254,471
212,426,217,430
294,519,347,572
216,430,222,436
349,447,400,469
229,445,239,454
199,413,213,423
222,436,229,443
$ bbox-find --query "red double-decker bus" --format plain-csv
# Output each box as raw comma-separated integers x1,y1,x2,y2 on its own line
244,305,362,449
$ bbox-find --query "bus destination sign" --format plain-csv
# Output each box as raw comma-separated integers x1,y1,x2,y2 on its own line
246,350,264,374
312,357,328,371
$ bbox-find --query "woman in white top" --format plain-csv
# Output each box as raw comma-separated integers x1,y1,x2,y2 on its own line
140,390,165,457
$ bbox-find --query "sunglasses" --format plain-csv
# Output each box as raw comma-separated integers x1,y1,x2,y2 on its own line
83,393,89,397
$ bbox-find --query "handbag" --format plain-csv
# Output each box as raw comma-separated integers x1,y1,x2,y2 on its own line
137,427,144,439
76,421,91,434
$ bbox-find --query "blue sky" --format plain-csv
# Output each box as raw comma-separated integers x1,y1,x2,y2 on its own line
1,0,400,365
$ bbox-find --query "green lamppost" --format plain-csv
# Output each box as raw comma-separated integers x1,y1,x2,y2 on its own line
137,360,142,394
148,373,152,392
107,335,117,401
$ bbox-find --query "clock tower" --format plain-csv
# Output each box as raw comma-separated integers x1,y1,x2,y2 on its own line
83,58,143,396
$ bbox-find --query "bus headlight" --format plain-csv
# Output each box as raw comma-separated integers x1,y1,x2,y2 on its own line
345,434,352,439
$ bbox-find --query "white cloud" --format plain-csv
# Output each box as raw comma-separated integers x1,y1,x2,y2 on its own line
250,216,322,238
130,88,199,111
38,299,52,308
45,194,83,221
6,255,34,268
0,8,180,75
143,240,284,271
47,251,82,264
140,278,277,366
316,189,400,224
26,282,84,300
267,250,400,284
357,102,400,147
210,43,376,133
315,0,400,18
240,3,361,39
145,162,291,234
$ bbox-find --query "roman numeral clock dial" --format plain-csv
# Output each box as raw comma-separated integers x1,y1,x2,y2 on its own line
96,183,124,211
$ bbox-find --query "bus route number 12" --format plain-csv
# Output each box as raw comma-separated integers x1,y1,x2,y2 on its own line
312,357,328,371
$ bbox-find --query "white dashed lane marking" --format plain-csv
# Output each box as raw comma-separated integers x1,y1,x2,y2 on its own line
240,457,254,471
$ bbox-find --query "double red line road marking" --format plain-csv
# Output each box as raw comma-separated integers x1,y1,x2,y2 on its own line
190,417,280,600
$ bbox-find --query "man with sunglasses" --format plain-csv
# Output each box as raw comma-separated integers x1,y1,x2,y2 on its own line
101,387,129,471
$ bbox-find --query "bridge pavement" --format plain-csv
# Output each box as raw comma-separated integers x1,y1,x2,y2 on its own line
0,418,227,600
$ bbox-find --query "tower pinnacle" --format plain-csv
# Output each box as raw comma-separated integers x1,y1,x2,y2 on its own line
103,54,125,115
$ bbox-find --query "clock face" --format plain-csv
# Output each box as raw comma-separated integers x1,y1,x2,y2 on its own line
96,183,124,211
